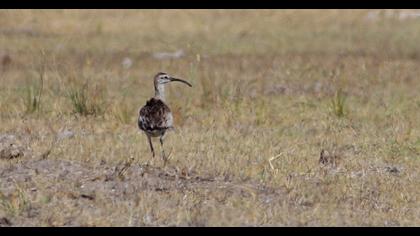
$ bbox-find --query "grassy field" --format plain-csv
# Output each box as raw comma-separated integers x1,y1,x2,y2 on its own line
0,9,419,226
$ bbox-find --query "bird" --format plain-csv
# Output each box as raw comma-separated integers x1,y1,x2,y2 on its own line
138,72,192,163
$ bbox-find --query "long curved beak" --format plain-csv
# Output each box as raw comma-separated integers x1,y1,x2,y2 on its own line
170,77,192,87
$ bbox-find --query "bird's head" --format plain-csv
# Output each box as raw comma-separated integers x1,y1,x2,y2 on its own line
154,72,192,87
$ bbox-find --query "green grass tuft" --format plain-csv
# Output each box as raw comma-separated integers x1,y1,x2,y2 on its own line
330,89,347,118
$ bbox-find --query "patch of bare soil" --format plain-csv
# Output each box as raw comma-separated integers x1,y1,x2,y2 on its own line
0,157,286,226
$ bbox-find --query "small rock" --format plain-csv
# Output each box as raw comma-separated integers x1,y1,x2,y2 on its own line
122,57,133,69
57,129,75,140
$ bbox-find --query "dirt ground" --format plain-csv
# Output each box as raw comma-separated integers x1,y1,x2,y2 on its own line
0,134,287,226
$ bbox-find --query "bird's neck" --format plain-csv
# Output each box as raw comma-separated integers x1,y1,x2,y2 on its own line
154,83,165,101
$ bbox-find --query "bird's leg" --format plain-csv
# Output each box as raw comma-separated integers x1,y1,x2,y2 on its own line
159,135,167,164
160,137,174,167
147,135,155,158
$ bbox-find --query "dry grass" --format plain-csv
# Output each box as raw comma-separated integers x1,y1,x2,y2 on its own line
0,9,419,226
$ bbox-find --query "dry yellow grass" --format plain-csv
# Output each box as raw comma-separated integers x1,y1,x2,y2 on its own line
0,9,419,226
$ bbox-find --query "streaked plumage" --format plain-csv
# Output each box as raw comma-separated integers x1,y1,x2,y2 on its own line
138,97,173,137
138,72,192,163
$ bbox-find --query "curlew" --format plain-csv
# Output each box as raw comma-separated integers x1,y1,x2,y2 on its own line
138,72,192,163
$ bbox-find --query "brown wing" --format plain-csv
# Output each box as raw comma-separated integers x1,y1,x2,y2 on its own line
138,98,172,132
